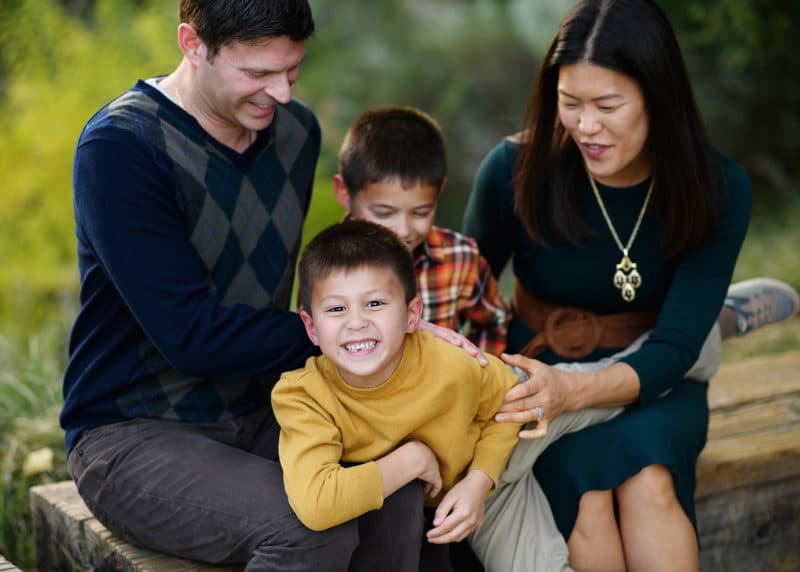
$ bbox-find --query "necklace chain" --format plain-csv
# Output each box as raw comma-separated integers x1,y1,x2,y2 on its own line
586,166,655,302
587,169,654,257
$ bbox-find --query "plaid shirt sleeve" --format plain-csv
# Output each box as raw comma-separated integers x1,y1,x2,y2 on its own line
417,228,510,356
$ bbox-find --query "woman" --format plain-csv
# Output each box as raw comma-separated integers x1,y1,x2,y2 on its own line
463,0,751,570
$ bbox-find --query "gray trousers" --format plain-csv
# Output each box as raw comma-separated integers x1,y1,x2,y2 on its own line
469,324,721,572
68,408,424,572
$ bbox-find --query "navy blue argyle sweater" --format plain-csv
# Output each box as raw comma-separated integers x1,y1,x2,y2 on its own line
61,80,320,455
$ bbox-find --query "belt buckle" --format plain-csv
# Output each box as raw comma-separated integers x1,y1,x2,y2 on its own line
543,307,603,360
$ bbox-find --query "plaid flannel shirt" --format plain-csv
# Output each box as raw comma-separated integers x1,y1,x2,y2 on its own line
416,226,510,355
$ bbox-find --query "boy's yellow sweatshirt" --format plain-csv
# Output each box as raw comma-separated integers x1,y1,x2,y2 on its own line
271,330,520,531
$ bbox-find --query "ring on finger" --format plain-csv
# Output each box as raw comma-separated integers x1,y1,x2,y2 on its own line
532,406,543,422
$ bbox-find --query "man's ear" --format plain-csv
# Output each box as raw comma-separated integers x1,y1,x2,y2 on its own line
299,309,320,346
177,23,205,65
406,297,424,333
332,174,353,211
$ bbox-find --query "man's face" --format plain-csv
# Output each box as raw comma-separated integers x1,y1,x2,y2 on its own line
194,35,305,135
300,266,422,388
343,179,440,253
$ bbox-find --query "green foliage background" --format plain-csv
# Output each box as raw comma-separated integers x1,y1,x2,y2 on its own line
0,0,798,568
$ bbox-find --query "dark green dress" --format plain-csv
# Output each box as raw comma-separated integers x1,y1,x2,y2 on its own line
463,139,751,536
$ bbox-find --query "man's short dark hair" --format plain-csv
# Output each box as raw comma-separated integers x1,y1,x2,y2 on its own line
180,0,314,58
298,220,417,313
338,107,447,198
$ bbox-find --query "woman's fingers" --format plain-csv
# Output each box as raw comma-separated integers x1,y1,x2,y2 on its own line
496,354,570,424
519,419,549,440
500,352,536,370
496,405,546,424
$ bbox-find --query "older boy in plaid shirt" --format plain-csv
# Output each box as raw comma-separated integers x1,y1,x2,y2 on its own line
333,107,510,356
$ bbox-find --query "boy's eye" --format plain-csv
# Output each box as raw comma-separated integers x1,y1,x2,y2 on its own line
598,106,617,113
366,300,385,308
326,305,346,313
413,210,433,219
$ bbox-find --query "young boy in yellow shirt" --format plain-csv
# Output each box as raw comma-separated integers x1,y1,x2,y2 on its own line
271,220,521,571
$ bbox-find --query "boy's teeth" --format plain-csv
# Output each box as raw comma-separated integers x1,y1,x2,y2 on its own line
345,341,376,352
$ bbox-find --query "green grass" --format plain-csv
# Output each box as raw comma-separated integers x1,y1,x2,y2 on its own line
0,324,70,570
725,199,800,360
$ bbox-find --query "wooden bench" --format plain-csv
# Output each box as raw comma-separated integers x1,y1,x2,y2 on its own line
695,350,800,571
29,482,242,572
30,351,800,571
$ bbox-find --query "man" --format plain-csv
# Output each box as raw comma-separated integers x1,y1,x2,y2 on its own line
61,2,370,569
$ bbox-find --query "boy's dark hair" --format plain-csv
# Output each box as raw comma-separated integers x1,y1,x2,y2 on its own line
299,221,417,313
338,107,447,197
180,0,314,58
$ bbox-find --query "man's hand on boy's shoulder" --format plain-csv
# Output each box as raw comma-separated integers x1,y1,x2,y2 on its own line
417,320,489,366
425,469,493,544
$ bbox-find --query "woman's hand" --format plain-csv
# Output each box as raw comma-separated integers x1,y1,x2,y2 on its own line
495,353,572,439
417,320,489,366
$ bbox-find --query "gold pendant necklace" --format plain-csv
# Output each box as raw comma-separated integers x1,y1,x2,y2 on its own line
586,167,655,302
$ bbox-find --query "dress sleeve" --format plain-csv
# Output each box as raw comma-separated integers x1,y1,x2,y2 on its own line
73,125,314,379
272,373,384,531
620,158,753,403
463,140,518,279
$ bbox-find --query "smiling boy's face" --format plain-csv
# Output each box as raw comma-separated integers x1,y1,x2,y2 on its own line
300,265,423,388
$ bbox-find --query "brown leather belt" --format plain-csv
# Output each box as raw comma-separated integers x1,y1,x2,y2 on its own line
514,282,658,360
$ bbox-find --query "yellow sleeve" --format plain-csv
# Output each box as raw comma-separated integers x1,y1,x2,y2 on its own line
271,371,385,531
468,356,521,487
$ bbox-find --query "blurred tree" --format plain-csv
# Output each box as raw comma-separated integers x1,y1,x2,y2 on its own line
661,0,799,205
0,0,177,329
299,0,539,229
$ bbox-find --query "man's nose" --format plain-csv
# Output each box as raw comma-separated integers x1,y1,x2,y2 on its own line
264,74,292,104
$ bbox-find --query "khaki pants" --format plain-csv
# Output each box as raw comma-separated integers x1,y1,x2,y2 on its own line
469,324,720,572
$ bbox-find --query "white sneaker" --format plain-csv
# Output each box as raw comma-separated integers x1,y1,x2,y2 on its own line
724,278,800,336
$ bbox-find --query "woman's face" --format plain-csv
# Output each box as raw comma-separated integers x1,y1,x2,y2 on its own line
557,62,650,187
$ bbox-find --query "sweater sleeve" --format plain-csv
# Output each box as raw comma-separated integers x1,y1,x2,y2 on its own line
621,158,752,403
468,356,521,486
73,125,314,379
463,140,518,279
272,371,385,531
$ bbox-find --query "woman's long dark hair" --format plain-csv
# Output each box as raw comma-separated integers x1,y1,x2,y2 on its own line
514,0,717,258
